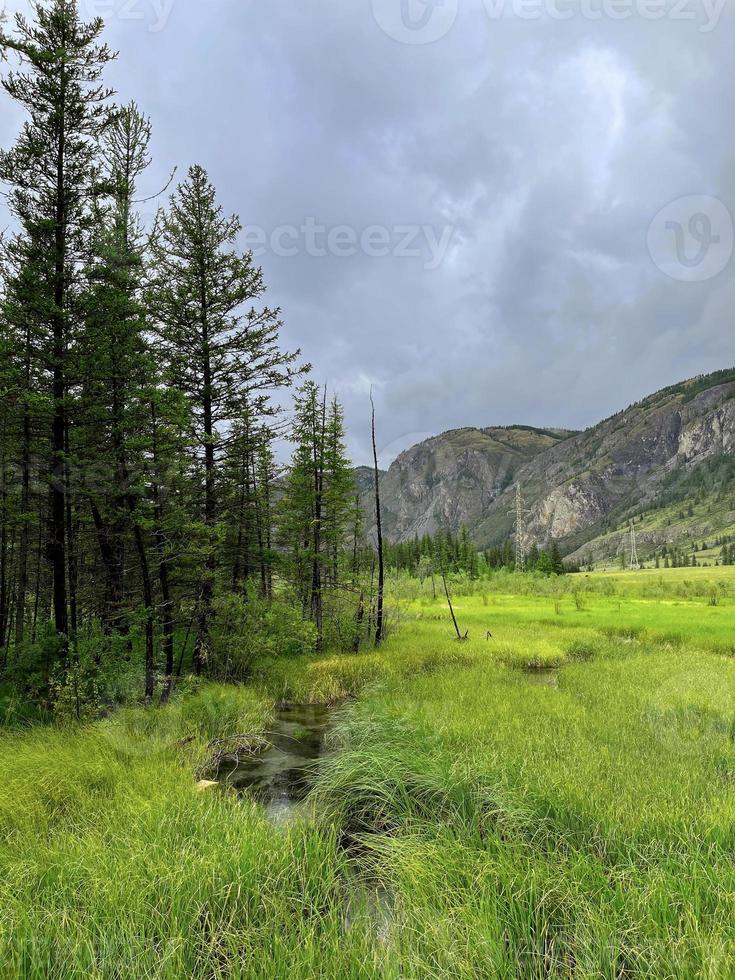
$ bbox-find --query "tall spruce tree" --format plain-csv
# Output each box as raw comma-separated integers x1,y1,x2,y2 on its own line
0,0,114,654
148,165,302,672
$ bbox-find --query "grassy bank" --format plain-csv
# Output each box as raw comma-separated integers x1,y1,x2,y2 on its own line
2,567,735,977
0,683,388,978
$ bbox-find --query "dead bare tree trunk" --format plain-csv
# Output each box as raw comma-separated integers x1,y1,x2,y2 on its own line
366,556,375,642
370,389,384,646
442,570,465,640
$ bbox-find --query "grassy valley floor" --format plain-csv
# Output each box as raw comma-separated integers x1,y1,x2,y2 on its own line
3,567,735,977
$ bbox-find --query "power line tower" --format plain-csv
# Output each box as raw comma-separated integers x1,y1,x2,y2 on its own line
509,484,530,572
629,520,640,570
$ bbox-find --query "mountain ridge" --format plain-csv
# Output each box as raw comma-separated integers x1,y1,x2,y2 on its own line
362,368,735,566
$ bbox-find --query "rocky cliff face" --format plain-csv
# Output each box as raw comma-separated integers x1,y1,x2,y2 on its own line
365,369,735,558
362,425,572,541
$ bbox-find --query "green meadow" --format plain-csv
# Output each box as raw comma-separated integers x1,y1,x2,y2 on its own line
3,567,735,978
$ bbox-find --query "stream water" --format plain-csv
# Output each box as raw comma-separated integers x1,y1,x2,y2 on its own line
215,701,394,940
216,703,333,821
524,668,560,688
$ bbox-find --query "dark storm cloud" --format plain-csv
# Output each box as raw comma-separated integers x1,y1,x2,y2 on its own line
2,0,733,466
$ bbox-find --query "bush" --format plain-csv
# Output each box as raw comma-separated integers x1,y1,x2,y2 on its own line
1,624,64,707
208,587,317,680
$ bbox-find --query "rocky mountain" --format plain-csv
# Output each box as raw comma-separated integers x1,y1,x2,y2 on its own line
353,466,382,496
362,425,574,542
364,368,735,565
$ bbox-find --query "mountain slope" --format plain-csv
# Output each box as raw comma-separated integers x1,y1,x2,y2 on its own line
561,453,735,567
364,425,574,542
368,368,735,564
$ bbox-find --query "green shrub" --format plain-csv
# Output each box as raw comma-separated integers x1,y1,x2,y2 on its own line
208,587,317,680
1,624,64,707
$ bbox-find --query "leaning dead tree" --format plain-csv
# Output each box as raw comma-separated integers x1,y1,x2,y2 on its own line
370,389,384,646
441,570,467,641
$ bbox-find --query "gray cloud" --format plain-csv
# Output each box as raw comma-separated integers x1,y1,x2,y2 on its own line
2,0,734,465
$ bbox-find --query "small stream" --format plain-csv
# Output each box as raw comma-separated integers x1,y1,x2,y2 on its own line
216,703,333,821
217,669,559,817
214,671,559,943
215,701,394,942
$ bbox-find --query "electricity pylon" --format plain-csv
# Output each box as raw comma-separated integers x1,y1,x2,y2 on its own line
509,484,530,572
629,520,640,570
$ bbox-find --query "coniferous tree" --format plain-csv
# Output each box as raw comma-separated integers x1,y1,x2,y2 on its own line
148,164,302,672
323,395,358,590
279,383,356,648
79,105,152,629
0,0,397,714
549,540,565,575
0,0,115,655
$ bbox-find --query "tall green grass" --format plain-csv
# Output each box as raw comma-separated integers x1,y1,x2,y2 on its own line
0,683,385,979
313,647,735,977
3,573,735,977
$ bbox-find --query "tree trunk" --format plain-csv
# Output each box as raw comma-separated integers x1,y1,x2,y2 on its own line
193,287,214,676
0,471,8,668
370,391,384,646
64,423,78,639
133,521,155,701
14,328,32,647
310,388,327,647
31,504,43,645
442,571,463,640
50,56,68,654
151,402,175,704
89,500,120,634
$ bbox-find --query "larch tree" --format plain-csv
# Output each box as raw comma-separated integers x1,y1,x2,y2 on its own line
278,382,356,649
78,103,159,696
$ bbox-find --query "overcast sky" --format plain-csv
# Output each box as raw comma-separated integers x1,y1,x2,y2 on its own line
1,0,734,466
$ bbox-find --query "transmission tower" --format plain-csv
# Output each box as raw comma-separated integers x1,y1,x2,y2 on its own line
509,484,530,572
629,520,640,570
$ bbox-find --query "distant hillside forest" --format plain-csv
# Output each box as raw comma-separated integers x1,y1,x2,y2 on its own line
385,529,567,578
